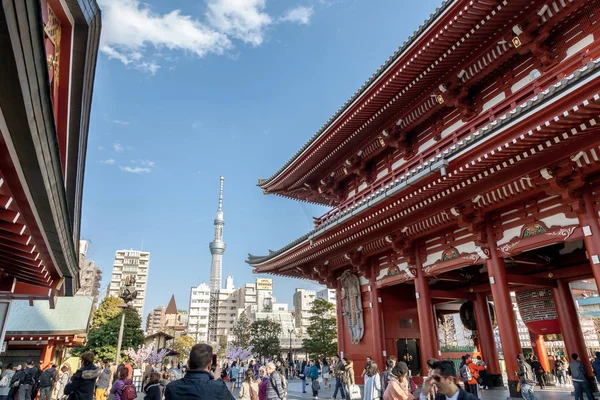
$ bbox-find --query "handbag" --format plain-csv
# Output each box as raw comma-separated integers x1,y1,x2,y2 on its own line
298,373,305,379
349,384,361,400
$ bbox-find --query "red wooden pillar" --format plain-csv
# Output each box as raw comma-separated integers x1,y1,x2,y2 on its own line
41,342,55,369
579,189,600,291
369,264,384,367
336,283,346,358
485,220,522,396
529,331,551,372
414,245,439,372
473,293,501,375
552,279,592,374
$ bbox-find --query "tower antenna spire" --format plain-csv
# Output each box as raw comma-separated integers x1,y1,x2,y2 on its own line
218,175,224,211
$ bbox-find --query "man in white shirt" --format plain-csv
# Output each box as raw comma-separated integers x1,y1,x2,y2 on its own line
421,360,480,400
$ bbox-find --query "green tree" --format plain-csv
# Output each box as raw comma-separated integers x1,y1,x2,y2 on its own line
174,335,196,361
217,335,228,358
91,296,121,328
303,299,337,360
74,297,144,362
231,312,252,348
251,319,281,361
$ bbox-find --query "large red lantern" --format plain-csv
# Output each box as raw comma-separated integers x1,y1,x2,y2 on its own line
515,289,561,335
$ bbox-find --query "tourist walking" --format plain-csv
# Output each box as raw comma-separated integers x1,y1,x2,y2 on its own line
230,361,240,392
529,356,545,389
13,360,36,400
95,362,112,400
517,354,536,400
591,352,600,384
381,359,395,394
302,361,310,394
308,360,320,399
383,361,412,400
363,361,382,400
0,363,15,400
555,357,567,386
322,359,331,389
38,364,57,400
568,353,594,400
55,365,71,400
421,360,479,400
143,372,163,400
165,344,234,399
110,367,133,400
64,352,102,400
361,357,372,379
342,359,355,399
239,369,259,400
258,366,268,400
265,362,285,400
332,355,346,400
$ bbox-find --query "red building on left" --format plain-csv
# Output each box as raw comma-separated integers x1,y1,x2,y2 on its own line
0,0,101,343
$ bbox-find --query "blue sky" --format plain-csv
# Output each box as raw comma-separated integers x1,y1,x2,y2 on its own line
81,0,443,317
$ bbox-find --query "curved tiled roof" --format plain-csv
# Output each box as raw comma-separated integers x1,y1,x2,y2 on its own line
257,0,453,188
248,60,600,267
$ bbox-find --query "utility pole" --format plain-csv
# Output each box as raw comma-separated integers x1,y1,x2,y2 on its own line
115,275,138,365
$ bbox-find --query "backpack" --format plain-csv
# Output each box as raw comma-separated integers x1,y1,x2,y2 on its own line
0,374,10,387
39,370,54,387
20,369,35,386
459,364,473,382
312,379,320,391
121,379,137,400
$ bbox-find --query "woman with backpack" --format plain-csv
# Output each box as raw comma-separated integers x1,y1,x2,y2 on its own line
109,367,136,400
239,369,259,400
143,372,163,400
363,361,382,400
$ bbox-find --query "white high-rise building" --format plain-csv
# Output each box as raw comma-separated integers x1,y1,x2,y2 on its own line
107,249,150,316
317,288,336,304
293,288,316,334
188,283,211,342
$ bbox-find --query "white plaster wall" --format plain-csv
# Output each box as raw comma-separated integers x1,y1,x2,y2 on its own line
482,92,506,112
539,213,578,228
377,168,389,180
441,120,465,139
497,225,524,245
418,138,436,153
565,34,594,59
392,158,406,170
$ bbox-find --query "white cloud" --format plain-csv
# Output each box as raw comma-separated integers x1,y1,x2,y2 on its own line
113,143,125,152
101,158,116,164
206,0,272,46
112,119,129,125
280,6,313,25
98,0,231,72
98,0,319,74
137,160,157,167
136,61,161,75
120,166,151,174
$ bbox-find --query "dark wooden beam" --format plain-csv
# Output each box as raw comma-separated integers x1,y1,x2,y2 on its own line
506,274,557,288
430,289,474,301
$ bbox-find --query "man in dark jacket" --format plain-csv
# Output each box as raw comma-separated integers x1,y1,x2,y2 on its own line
591,352,600,383
165,344,234,400
568,353,594,400
64,352,101,400
421,360,479,400
331,355,346,400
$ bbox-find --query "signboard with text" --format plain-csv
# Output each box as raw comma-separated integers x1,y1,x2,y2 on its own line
256,278,273,290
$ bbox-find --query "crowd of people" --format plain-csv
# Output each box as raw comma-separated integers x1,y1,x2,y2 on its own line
5,346,600,400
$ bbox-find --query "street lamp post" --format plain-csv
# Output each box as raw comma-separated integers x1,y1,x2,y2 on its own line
115,275,138,365
288,329,293,361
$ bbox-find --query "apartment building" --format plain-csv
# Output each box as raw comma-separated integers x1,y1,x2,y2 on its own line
293,288,316,335
107,249,150,316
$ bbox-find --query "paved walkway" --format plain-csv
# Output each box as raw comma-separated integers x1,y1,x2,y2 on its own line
135,377,578,399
